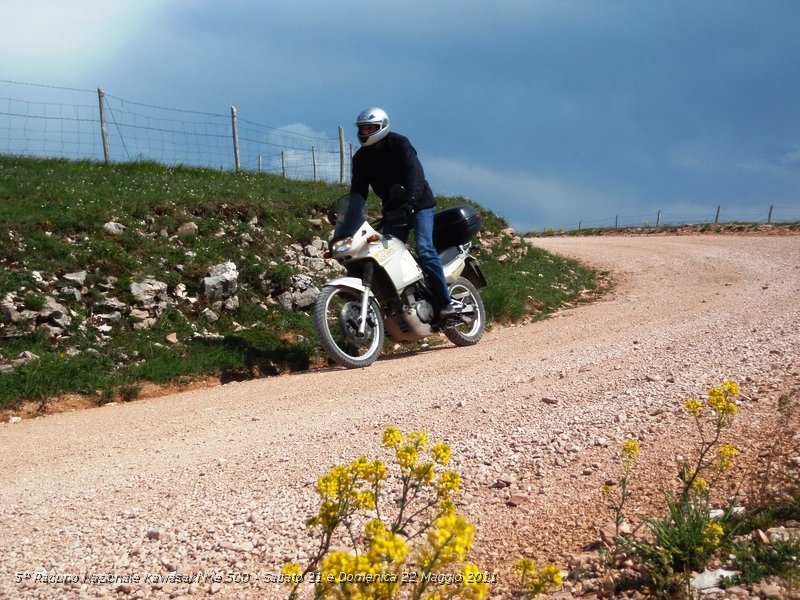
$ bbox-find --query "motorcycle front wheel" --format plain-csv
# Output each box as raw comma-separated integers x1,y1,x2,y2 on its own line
443,277,486,347
314,286,385,368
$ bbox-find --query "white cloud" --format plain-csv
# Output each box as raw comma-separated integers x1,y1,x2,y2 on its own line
0,0,164,80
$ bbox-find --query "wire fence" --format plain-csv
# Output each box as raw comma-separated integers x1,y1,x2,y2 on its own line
567,203,800,231
0,79,354,183
2,80,799,229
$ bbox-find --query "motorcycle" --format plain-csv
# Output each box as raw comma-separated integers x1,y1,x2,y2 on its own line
314,186,487,368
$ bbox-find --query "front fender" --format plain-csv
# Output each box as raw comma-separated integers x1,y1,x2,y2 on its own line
322,277,374,296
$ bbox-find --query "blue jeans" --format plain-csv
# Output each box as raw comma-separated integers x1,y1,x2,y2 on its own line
383,207,451,310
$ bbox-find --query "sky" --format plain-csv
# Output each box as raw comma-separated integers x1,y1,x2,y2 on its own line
1,0,799,232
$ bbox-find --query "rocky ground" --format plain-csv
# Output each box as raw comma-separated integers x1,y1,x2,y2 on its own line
1,234,798,599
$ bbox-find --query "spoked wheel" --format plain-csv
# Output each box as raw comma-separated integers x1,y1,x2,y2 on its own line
314,286,385,368
443,277,486,347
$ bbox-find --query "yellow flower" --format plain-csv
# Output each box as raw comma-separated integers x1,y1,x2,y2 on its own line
515,558,563,595
703,522,725,549
721,380,739,397
431,442,452,465
707,384,738,422
415,461,436,484
396,445,419,471
691,476,709,495
716,444,739,471
438,470,462,496
427,512,474,563
408,430,429,448
622,439,640,463
461,563,490,600
280,562,303,582
382,427,403,448
684,398,703,417
600,484,612,496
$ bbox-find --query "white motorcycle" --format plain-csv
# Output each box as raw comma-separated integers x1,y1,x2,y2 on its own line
314,187,487,368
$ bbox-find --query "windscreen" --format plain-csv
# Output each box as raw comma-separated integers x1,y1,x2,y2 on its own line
332,193,368,241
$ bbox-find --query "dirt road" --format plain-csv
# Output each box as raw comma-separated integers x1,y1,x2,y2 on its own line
1,235,798,599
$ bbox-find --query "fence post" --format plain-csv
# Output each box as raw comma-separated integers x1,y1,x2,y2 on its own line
338,126,346,184
715,205,721,224
311,146,317,181
656,210,661,227
230,106,241,172
767,204,773,224
281,151,286,178
258,155,262,173
97,87,111,164
615,215,619,229
578,220,581,231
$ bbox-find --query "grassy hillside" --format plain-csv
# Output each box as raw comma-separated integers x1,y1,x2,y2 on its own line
0,155,601,409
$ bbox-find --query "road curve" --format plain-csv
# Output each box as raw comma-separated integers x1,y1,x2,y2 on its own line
1,234,798,599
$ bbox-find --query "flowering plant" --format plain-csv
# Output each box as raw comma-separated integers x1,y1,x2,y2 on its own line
284,427,490,600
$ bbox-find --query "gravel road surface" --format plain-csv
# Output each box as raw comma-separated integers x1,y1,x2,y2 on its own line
2,234,798,599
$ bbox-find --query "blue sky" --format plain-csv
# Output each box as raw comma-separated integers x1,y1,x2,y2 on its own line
2,0,799,231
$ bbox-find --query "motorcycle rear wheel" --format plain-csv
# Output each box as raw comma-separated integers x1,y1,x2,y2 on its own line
314,286,385,368
443,277,486,347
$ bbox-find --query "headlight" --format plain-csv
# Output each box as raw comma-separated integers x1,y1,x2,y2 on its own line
331,237,353,254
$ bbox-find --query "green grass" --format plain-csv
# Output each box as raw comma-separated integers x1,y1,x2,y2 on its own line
0,155,601,409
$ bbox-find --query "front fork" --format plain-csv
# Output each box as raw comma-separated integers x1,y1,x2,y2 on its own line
358,261,375,334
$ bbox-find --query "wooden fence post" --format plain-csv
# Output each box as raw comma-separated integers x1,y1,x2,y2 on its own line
656,210,661,227
281,151,286,178
97,87,111,164
338,126,346,184
230,106,241,172
715,205,721,224
767,205,773,224
312,146,317,181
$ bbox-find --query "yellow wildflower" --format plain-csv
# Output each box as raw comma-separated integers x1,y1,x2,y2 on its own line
684,398,703,417
396,445,418,471
438,470,462,496
721,380,739,397
691,476,709,495
407,430,429,448
716,444,739,471
622,439,640,464
431,442,452,465
600,484,612,496
707,384,738,421
703,522,725,549
462,563,490,600
427,512,474,563
516,558,563,595
415,461,436,484
382,427,403,448
280,562,303,582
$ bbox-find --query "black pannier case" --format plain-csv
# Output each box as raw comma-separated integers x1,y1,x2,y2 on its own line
432,205,482,249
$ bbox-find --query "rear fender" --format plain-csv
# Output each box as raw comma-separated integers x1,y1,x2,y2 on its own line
462,257,487,288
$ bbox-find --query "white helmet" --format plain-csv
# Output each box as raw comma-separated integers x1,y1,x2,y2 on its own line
355,107,390,147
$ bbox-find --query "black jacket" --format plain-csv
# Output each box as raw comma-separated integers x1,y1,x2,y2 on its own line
350,132,436,213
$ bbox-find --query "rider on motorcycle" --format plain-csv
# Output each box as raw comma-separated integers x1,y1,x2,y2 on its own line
350,107,462,320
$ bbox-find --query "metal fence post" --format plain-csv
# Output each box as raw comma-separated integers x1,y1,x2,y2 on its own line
715,205,721,224
97,86,111,164
767,205,773,224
